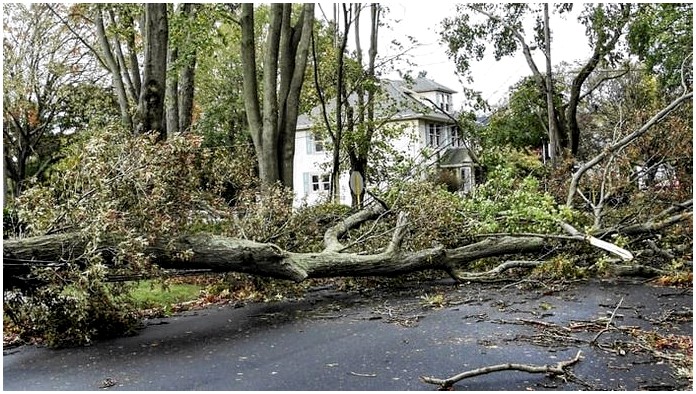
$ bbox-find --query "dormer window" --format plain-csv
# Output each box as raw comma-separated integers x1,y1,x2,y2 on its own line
436,92,452,112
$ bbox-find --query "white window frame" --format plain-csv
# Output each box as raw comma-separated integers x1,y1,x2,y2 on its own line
427,123,443,147
307,133,326,154
304,172,330,194
459,166,473,193
449,126,463,148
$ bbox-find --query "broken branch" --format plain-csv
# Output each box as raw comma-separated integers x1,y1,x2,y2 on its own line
420,350,583,389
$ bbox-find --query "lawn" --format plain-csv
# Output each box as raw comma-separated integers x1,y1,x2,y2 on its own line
129,280,203,310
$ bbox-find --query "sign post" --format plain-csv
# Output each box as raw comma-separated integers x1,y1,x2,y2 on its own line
348,170,364,208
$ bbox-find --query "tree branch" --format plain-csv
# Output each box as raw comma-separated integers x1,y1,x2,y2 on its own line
420,350,583,389
566,90,694,207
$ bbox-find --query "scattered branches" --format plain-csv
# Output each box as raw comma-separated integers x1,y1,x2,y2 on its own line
566,90,694,207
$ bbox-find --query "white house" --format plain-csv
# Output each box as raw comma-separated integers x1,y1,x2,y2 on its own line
293,77,476,207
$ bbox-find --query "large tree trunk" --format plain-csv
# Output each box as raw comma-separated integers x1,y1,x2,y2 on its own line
240,3,314,188
348,3,379,208
3,207,547,285
165,42,179,136
543,4,562,161
178,52,196,133
176,3,197,134
7,197,681,288
137,3,169,140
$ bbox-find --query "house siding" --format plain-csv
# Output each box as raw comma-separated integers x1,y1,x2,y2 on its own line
292,78,475,208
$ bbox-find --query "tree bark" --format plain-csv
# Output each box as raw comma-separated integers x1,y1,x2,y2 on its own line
176,3,196,134
3,229,545,284
543,4,562,162
137,3,168,140
348,3,380,208
95,7,133,130
4,200,690,288
165,42,179,136
240,3,314,188
278,3,314,189
240,3,264,175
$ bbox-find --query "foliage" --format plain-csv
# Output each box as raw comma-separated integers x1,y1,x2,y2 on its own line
3,3,107,197
481,77,561,150
4,264,139,348
464,148,571,233
627,3,693,92
530,255,587,280
194,5,252,142
9,125,255,346
386,180,470,250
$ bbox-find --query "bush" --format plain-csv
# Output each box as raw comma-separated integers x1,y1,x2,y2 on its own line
4,264,139,348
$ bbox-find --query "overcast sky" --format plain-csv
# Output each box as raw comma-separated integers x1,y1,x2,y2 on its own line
375,2,593,111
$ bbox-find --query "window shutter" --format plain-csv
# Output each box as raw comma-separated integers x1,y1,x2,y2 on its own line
306,134,313,154
303,172,310,194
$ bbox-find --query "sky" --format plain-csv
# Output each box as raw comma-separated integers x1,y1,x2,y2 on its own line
374,2,593,112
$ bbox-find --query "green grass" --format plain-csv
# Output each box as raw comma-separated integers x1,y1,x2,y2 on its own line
129,281,203,309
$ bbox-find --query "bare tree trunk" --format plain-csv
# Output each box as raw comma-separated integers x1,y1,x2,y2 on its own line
543,4,561,162
95,8,132,130
137,3,169,140
348,3,379,207
240,3,314,188
329,4,352,203
124,11,142,101
178,56,196,133
278,3,314,189
176,3,196,134
240,3,264,178
165,42,179,136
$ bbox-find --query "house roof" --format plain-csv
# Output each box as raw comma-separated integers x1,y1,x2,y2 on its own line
297,77,458,131
409,78,457,94
439,147,471,167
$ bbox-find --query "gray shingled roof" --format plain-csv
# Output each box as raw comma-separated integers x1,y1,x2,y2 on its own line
297,77,457,130
410,78,457,94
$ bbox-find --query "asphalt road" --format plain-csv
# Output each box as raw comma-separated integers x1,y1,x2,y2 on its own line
3,279,692,390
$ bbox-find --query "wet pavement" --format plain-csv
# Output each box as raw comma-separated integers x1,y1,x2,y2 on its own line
3,278,692,390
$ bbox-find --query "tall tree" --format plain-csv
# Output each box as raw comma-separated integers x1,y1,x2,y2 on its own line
3,4,104,198
441,3,632,159
94,5,134,130
240,3,315,188
136,3,169,140
347,3,380,207
165,3,198,135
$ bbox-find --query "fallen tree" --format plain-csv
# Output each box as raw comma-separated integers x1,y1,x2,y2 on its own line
4,206,546,284
4,198,691,287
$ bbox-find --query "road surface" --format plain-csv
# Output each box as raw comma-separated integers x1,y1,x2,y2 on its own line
3,278,692,390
